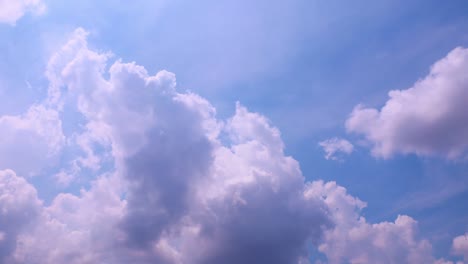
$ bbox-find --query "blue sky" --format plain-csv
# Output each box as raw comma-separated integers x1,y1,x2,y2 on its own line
1,0,468,263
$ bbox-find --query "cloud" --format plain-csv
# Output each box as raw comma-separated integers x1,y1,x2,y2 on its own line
452,233,468,262
0,28,449,264
0,104,64,176
7,28,334,264
179,103,331,264
346,47,468,159
319,137,354,161
306,181,435,264
0,170,41,263
434,259,463,264
14,174,127,264
0,0,45,25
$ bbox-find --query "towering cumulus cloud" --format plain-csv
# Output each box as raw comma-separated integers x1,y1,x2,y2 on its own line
346,47,468,159
0,28,447,263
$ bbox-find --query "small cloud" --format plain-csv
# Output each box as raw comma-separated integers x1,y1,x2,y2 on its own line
319,137,354,161
54,171,75,188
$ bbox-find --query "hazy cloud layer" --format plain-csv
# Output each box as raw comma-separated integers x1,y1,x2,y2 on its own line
346,47,468,159
0,28,451,264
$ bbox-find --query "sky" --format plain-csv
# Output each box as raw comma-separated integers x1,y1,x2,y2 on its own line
0,0,468,263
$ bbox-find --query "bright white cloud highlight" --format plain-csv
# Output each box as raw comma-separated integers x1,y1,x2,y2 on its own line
319,137,354,161
346,47,468,159
0,0,45,25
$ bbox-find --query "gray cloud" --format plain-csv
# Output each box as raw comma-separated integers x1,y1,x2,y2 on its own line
179,104,331,264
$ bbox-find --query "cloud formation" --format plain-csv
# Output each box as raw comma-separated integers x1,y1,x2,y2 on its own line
309,181,434,263
0,28,449,264
346,47,468,159
10,28,334,264
0,170,41,263
0,0,45,25
0,104,64,176
319,137,354,161
453,233,468,262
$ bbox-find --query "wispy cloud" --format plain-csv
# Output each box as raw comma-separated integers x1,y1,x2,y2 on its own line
319,137,354,161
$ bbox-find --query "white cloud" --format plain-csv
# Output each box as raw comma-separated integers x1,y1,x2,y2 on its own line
0,104,64,176
0,28,453,264
434,259,463,264
307,181,435,264
0,170,41,263
319,137,354,161
0,0,45,25
346,47,468,159
452,233,468,262
14,173,126,264
53,170,75,187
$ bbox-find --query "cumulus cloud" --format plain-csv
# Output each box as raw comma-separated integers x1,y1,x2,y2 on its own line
319,137,354,161
452,233,468,262
0,28,448,264
14,174,126,264
306,181,435,264
0,0,45,25
5,28,333,264
346,47,468,159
